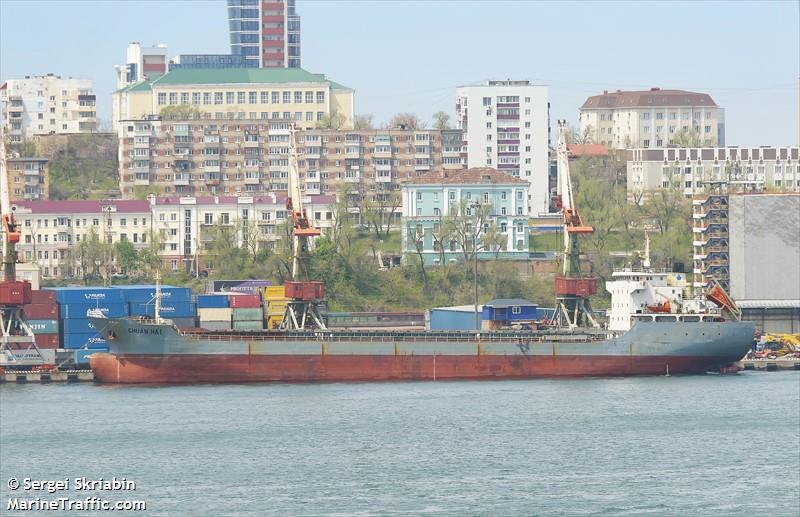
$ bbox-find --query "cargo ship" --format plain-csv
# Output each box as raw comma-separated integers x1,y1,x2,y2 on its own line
86,267,755,384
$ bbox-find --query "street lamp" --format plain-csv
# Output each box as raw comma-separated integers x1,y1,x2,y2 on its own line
469,202,481,331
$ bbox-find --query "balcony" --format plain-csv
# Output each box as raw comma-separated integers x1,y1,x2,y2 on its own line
204,165,220,173
414,163,431,171
343,175,360,184
174,175,190,186
244,174,262,185
376,174,392,183
375,164,392,173
133,125,152,135
23,167,43,176
204,174,220,185
134,175,150,186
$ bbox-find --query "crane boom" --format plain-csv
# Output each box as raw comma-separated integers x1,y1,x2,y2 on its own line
286,124,320,279
0,126,20,281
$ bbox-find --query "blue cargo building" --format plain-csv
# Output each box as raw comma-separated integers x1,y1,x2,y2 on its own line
482,299,541,326
427,305,483,331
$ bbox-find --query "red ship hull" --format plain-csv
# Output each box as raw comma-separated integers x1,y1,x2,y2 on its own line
90,352,721,384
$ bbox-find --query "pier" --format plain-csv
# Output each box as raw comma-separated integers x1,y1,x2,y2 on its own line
1,369,94,383
737,358,800,371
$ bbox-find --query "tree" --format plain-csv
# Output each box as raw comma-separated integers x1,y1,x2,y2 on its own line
669,128,704,148
113,240,139,275
442,200,491,264
315,110,347,130
432,111,451,130
359,189,401,239
353,113,374,130
481,223,506,260
138,229,166,274
388,112,425,130
159,105,201,120
76,228,110,281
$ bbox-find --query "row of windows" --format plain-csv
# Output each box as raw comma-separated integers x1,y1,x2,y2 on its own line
156,90,325,106
418,206,525,217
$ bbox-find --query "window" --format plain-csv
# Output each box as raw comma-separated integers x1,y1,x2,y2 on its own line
500,222,507,233
483,97,491,106
157,93,167,105
486,122,492,129
416,207,422,216
434,208,440,216
501,207,507,215
449,191,455,200
294,91,302,103
283,91,291,103
483,192,489,203
215,92,223,104
236,92,245,104
433,192,438,201
416,192,422,201
316,91,325,104
272,92,280,103
512,306,521,315
501,192,507,200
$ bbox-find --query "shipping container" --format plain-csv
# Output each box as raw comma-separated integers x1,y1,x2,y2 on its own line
232,308,263,321
115,285,192,304
199,321,232,331
232,320,264,331
47,287,125,305
61,318,98,334
266,315,283,329
60,302,129,320
27,319,59,334
196,294,229,309
34,333,59,348
228,294,261,309
263,285,286,300
129,302,195,318
212,280,272,295
266,299,289,316
0,281,32,305
73,348,108,365
23,303,59,320
284,281,324,300
62,333,108,350
172,317,197,328
11,348,56,364
197,308,232,321
30,290,57,304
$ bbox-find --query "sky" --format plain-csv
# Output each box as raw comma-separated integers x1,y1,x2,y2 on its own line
1,0,798,146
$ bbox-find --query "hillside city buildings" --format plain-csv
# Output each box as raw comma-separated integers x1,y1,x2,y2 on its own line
626,146,800,200
401,168,531,264
111,68,353,135
228,0,301,68
579,88,724,149
117,118,464,200
11,193,334,279
114,43,169,90
456,80,550,215
6,156,49,201
0,74,97,141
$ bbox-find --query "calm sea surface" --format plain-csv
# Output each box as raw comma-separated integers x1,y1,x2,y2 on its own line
1,373,798,516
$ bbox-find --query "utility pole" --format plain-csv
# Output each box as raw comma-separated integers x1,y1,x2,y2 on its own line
470,201,481,331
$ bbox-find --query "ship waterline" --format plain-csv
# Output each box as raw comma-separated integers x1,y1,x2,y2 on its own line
87,316,755,384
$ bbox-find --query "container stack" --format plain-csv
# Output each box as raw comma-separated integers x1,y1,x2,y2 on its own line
48,287,128,364
118,285,196,327
264,286,288,330
20,289,59,364
196,294,232,331
230,294,264,331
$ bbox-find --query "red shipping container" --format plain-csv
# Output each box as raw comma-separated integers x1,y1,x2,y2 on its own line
228,294,262,308
34,334,60,349
23,303,59,319
284,281,324,301
554,277,598,297
30,290,57,304
0,281,32,305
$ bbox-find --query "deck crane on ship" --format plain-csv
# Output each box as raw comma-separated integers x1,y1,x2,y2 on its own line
551,120,599,328
279,124,327,330
0,127,43,367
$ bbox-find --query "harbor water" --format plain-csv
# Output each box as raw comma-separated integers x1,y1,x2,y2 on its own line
1,373,798,516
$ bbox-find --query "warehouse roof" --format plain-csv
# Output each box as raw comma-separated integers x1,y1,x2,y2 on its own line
407,167,528,186
484,298,537,308
581,88,717,109
117,68,352,93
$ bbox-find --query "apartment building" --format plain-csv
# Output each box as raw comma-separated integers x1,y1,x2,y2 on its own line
455,80,550,215
150,193,333,272
626,146,800,199
228,0,301,68
1,74,97,141
114,42,169,90
117,117,465,202
11,194,335,278
111,67,352,134
401,168,530,265
11,200,151,279
6,156,49,201
579,88,724,149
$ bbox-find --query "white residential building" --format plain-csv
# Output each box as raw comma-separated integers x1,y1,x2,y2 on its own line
114,42,169,90
455,80,550,215
579,88,724,149
1,74,97,141
626,146,800,199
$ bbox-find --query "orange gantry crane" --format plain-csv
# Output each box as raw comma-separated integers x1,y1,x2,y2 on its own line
550,120,599,328
279,125,327,330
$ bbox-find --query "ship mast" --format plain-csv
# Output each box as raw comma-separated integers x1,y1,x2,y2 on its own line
551,120,599,328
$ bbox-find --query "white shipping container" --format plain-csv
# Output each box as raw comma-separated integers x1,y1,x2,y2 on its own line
197,308,232,321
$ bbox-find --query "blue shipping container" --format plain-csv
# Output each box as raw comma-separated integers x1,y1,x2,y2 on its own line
115,285,192,304
428,307,482,331
129,302,195,318
172,317,197,328
61,318,102,334
63,333,109,350
27,319,59,334
73,348,109,365
196,294,229,309
47,287,126,305
60,302,129,320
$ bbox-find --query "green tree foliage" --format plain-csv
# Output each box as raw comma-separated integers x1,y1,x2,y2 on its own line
47,134,118,199
669,127,705,147
387,112,424,130
353,114,374,130
315,110,347,130
432,111,451,130
159,105,201,120
113,240,139,274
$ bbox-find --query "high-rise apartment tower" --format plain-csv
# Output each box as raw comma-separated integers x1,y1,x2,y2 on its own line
228,0,301,68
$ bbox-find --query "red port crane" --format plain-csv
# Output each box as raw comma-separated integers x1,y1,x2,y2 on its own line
551,120,599,328
279,125,327,330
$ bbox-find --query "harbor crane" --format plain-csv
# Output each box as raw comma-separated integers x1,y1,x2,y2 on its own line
279,125,327,330
0,126,44,368
550,120,599,328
